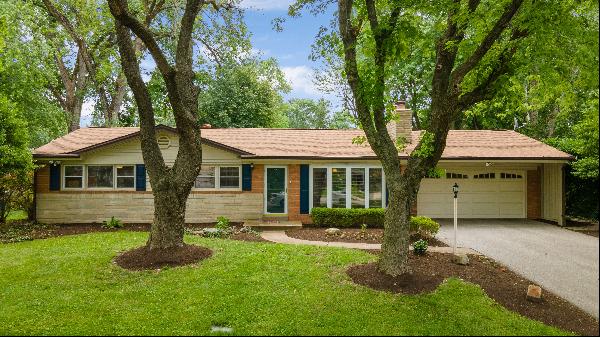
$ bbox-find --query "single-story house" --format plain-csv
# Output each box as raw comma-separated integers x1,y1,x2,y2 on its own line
32,103,572,225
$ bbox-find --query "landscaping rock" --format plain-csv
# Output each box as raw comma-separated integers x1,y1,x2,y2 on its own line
452,253,470,265
202,228,221,234
325,228,341,235
526,284,543,302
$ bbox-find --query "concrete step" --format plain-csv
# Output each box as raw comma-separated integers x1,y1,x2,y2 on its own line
244,220,302,231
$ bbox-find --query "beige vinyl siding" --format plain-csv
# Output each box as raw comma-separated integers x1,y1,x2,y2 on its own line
541,163,564,225
60,131,241,191
36,192,262,224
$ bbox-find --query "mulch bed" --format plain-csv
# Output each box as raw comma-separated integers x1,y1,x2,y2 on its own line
1,222,258,240
114,244,212,270
286,228,448,247
348,253,599,336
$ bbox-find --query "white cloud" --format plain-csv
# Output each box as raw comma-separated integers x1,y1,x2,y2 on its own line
80,99,94,127
239,0,295,10
282,65,320,96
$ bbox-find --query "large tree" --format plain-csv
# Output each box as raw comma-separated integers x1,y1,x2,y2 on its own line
0,24,33,223
333,0,557,275
108,0,235,250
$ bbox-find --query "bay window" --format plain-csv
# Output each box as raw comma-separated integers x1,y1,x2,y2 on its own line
312,168,327,208
351,168,365,208
368,168,383,208
310,165,386,210
331,168,346,208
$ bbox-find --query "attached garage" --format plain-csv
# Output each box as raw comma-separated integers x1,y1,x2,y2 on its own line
417,170,526,218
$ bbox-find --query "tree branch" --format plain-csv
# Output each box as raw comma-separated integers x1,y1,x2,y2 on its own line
108,0,174,79
114,20,167,177
450,0,524,90
457,29,527,110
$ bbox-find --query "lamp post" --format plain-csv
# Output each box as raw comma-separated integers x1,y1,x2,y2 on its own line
452,183,459,255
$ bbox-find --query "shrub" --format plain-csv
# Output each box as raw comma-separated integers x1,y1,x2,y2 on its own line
102,216,123,229
311,209,440,236
413,239,428,255
216,216,231,231
311,208,385,228
409,216,440,237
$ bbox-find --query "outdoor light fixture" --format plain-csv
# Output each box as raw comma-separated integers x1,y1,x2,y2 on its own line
250,163,254,169
452,182,459,255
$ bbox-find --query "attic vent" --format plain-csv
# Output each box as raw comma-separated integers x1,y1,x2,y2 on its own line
157,135,170,149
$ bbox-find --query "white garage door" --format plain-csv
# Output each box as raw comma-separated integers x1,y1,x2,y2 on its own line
417,171,526,218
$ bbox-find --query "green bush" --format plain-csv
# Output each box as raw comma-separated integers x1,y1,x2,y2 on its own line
413,239,428,255
216,216,231,231
311,208,440,236
409,216,440,237
102,216,123,229
311,208,385,228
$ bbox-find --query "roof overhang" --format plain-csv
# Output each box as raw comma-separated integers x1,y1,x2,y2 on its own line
32,124,254,159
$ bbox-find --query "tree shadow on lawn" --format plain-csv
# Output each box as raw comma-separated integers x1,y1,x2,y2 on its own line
347,252,599,336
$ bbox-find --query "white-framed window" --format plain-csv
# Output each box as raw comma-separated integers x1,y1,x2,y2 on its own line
116,165,135,188
473,172,495,179
446,172,468,179
500,172,522,179
368,168,383,208
87,165,114,188
351,168,366,208
309,164,386,210
63,165,84,189
219,166,240,188
195,166,216,188
312,168,328,208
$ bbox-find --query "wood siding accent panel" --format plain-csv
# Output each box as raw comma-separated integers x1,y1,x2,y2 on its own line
527,168,541,219
35,166,50,193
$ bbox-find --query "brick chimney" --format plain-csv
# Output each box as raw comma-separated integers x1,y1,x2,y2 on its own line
387,101,413,143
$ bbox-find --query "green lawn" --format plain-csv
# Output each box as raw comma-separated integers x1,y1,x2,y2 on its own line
5,210,27,222
0,232,568,336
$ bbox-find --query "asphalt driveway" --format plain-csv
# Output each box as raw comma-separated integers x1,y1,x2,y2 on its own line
436,219,599,318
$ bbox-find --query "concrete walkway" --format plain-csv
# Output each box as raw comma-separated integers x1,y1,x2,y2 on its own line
437,219,600,318
260,231,479,255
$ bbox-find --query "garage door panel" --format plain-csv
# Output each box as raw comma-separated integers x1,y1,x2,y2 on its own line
498,182,524,192
417,171,526,219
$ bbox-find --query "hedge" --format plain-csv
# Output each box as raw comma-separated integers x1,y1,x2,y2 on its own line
310,208,440,236
311,208,385,228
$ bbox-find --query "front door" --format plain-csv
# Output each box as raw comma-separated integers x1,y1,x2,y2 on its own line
265,166,287,214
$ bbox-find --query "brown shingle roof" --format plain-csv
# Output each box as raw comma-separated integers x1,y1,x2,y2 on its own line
33,126,573,160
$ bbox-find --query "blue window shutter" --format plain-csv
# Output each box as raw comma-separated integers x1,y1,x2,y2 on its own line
241,164,252,191
300,164,309,214
135,164,146,191
49,164,61,191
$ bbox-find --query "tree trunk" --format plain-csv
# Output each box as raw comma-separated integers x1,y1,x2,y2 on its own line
379,184,413,276
147,187,187,249
69,99,83,132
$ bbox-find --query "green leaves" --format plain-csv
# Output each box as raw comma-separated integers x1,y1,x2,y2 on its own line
411,131,435,159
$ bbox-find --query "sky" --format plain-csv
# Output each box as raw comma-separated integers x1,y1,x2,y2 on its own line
81,0,338,126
